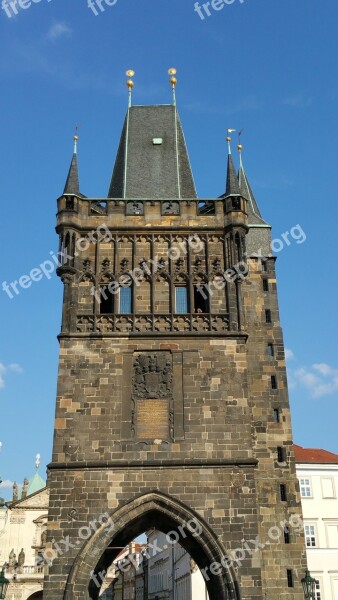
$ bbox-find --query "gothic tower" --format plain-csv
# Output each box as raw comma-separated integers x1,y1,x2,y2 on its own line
44,83,307,599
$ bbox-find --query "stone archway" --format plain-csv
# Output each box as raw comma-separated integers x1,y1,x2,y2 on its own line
26,592,43,600
64,491,240,600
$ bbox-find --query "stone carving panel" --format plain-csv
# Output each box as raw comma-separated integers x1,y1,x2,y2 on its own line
132,353,173,400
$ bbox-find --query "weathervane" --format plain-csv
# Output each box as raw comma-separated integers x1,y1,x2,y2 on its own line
73,125,80,154
126,70,135,108
168,68,177,106
226,128,236,154
237,129,244,166
35,453,41,471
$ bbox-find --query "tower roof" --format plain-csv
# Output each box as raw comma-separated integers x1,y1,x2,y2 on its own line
108,105,197,199
27,471,46,496
225,153,240,197
64,152,80,195
238,151,268,225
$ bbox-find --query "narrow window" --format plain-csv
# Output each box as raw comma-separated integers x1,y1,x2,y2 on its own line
277,447,285,463
280,484,287,502
120,286,132,314
287,570,293,588
305,524,317,547
65,197,74,210
262,260,268,272
263,279,269,292
273,408,280,423
232,198,241,211
284,526,290,544
175,286,188,314
271,375,277,389
268,343,274,357
265,309,272,323
300,478,312,497
194,284,209,313
100,286,114,314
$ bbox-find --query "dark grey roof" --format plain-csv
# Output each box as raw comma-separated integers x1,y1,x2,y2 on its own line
238,163,267,225
225,154,240,197
64,152,80,195
108,105,197,199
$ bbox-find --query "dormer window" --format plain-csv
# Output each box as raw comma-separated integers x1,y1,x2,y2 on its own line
231,197,241,211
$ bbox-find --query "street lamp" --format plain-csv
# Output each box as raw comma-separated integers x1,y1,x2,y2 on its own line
301,569,319,599
0,568,9,599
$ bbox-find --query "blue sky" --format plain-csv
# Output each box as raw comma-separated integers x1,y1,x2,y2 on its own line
0,0,337,498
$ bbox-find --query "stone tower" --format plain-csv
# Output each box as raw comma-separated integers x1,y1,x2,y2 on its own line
44,98,307,599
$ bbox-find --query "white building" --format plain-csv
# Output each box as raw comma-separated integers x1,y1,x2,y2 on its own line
295,444,338,600
147,529,208,600
0,470,48,600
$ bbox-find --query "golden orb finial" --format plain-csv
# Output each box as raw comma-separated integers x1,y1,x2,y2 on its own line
125,70,135,107
238,143,243,151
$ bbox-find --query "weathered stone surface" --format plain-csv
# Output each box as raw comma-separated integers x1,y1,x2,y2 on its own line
45,123,306,599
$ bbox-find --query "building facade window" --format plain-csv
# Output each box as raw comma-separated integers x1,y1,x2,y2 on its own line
326,523,338,548
300,478,312,498
120,286,132,314
304,524,317,547
193,284,209,313
100,286,114,314
263,279,269,292
265,309,272,323
271,375,277,389
284,526,290,544
321,477,336,499
277,447,286,463
268,343,274,357
273,408,280,423
175,286,188,314
287,569,294,588
280,484,287,502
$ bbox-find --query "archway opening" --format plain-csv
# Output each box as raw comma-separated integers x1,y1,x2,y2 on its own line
26,592,43,600
98,529,209,599
64,493,239,600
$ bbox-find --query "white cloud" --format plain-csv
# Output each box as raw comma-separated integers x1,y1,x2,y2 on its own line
285,349,294,360
0,480,15,489
284,95,313,108
313,363,334,376
0,362,23,389
47,22,72,42
292,363,338,398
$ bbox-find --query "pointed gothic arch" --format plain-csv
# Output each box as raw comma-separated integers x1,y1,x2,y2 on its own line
63,492,239,600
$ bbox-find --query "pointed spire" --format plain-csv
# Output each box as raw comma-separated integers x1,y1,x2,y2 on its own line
63,134,80,195
225,133,240,197
237,143,264,221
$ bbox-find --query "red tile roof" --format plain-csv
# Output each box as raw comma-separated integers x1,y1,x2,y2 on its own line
294,444,338,464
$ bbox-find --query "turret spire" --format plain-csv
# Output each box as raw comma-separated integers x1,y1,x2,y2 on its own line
237,142,264,221
225,130,240,197
63,133,80,195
